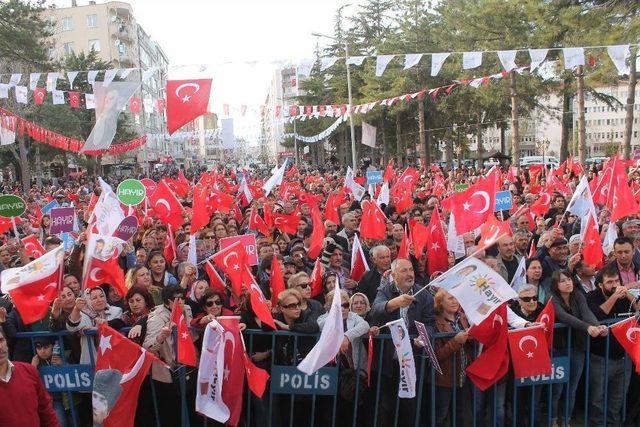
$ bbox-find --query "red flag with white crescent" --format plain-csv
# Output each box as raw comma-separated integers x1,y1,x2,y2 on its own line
171,299,198,367
507,326,552,379
166,79,212,134
610,316,640,372
21,234,45,259
535,300,555,351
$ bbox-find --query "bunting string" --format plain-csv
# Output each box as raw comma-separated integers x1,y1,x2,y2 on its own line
282,115,347,143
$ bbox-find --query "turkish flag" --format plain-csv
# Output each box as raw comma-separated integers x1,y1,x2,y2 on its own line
84,256,127,297
394,166,420,191
285,164,298,178
582,214,604,269
190,185,211,235
383,159,395,183
242,265,276,329
269,255,286,307
477,214,512,252
0,246,63,324
204,261,228,295
217,317,246,426
164,224,177,265
21,234,45,259
166,79,213,134
171,299,197,367
310,258,324,298
350,234,370,281
397,227,410,259
68,91,81,108
530,191,552,217
610,316,640,372
149,180,185,230
273,212,300,235
592,164,613,205
307,203,325,259
129,96,141,113
243,350,269,398
209,188,235,214
466,303,509,391
210,242,247,297
535,300,555,351
448,171,497,234
410,219,429,258
94,324,155,427
508,326,552,379
392,187,414,213
359,200,387,240
163,177,190,198
425,208,449,276
248,207,270,237
324,192,340,224
611,170,640,222
33,87,46,104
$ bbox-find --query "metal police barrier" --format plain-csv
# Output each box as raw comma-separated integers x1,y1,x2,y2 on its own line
14,317,635,427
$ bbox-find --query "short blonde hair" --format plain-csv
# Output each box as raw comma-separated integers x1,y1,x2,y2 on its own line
287,272,310,289
324,289,349,311
277,288,303,306
433,288,450,315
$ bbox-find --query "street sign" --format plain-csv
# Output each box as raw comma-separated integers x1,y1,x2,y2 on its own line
494,190,512,212
366,170,383,185
516,356,569,387
140,178,157,196
39,364,93,392
49,207,76,234
0,194,26,218
113,216,139,241
219,234,258,266
270,366,338,395
454,183,468,192
117,179,146,206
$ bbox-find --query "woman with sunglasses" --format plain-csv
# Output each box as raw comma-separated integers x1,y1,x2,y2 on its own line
278,272,325,332
511,284,544,322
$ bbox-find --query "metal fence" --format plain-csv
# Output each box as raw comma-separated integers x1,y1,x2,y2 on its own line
12,317,638,427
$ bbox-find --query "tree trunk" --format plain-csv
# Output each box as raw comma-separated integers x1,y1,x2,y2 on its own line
499,123,506,155
418,98,426,168
380,116,387,167
18,137,30,194
476,118,484,170
560,77,572,162
337,130,345,165
623,47,637,160
509,72,520,167
395,110,403,166
425,128,432,169
576,65,586,164
445,128,453,169
35,144,42,187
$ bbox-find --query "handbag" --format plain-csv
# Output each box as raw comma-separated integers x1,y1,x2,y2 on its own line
337,351,367,404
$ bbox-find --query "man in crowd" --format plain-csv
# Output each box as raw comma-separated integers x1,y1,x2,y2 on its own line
357,245,392,303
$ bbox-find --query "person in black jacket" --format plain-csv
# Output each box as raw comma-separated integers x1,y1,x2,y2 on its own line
356,245,391,304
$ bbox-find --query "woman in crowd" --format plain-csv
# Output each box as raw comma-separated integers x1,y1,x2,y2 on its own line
213,223,227,241
525,258,548,303
145,250,178,288
186,279,209,318
550,269,607,426
125,265,162,305
511,284,544,321
350,292,372,322
49,285,81,362
281,272,325,332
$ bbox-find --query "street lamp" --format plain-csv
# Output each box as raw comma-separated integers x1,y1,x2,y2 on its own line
312,29,357,169
536,138,551,178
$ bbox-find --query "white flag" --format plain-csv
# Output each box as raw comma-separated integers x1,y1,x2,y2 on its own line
607,45,631,76
497,50,517,72
320,57,339,72
346,56,366,66
87,70,99,86
239,176,253,204
52,90,65,105
187,233,197,265
431,52,450,76
446,213,466,259
142,67,158,82
377,182,390,206
103,69,119,87
403,53,423,70
462,51,483,69
85,93,96,109
8,74,22,87
196,320,230,423
529,48,548,71
119,68,136,79
0,85,8,99
46,72,59,91
29,73,41,90
0,118,16,146
375,55,395,76
14,86,27,104
429,257,518,325
361,121,377,148
262,160,287,196
510,257,527,291
388,319,416,398
297,278,345,375
66,71,79,89
90,178,126,236
563,47,584,70
566,176,597,222
603,222,618,256
345,166,366,201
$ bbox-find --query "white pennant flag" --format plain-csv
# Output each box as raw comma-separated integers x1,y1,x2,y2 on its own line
85,93,96,109
46,72,60,91
497,50,517,72
566,176,597,225
431,52,450,76
142,67,158,82
463,51,483,69
607,45,631,76
239,176,253,204
377,182,390,206
529,49,548,71
510,256,527,291
469,77,484,88
388,319,416,398
0,85,9,99
0,117,16,146
196,320,229,423
66,71,79,89
403,53,423,70
563,47,584,70
345,166,366,201
375,55,395,76
87,70,99,86
102,69,119,87
297,59,315,78
320,57,339,71
346,56,366,66
298,278,344,375
603,222,618,256
361,121,377,148
262,160,287,196
8,74,22,87
29,73,41,90
187,233,197,265
52,90,65,105
14,86,27,104
119,68,136,79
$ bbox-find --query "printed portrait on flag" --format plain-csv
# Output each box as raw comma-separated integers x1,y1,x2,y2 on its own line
92,369,123,426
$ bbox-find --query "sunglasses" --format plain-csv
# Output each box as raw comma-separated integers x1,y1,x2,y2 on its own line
519,296,538,302
206,299,223,307
341,303,350,309
281,302,301,310
204,235,216,240
297,283,310,289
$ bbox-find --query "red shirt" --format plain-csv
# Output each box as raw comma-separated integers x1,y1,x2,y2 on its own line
0,361,59,427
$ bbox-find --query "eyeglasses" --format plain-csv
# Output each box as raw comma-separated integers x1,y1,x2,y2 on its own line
297,283,310,289
281,302,301,310
204,235,216,240
341,303,350,309
206,299,223,307
519,296,538,302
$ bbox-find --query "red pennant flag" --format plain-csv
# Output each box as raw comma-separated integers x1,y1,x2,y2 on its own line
410,219,430,258
350,235,370,281
84,256,127,297
582,214,604,269
383,159,395,183
129,96,141,113
530,191,552,217
171,299,197,367
166,79,213,134
359,200,387,240
21,234,45,259
273,212,300,235
611,316,640,372
242,265,276,329
269,255,286,307
210,242,247,297
68,91,81,108
425,208,449,276
507,326,552,379
95,324,155,427
204,261,228,295
477,214,512,252
248,207,270,237
397,227,410,259
164,224,177,265
243,350,270,398
466,304,509,391
448,171,497,234
310,258,324,298
33,87,46,104
307,203,325,259
190,185,211,235
535,300,555,351
324,192,340,224
149,180,185,230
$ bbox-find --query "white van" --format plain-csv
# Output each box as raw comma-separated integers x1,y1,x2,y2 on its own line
520,156,560,167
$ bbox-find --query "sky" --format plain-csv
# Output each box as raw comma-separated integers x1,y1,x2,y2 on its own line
50,0,362,141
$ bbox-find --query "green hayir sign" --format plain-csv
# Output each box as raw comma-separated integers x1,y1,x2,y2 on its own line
116,179,146,206
0,194,26,218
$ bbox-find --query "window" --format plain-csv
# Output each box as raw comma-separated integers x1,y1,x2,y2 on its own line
61,16,73,31
86,14,98,28
63,42,74,55
88,39,101,52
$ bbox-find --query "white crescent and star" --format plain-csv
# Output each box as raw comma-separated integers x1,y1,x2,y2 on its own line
222,252,239,271
470,191,491,214
539,314,550,331
120,350,146,384
518,335,538,358
538,193,551,206
626,326,640,343
175,83,201,103
492,314,504,327
89,267,103,282
99,334,112,355
155,198,171,214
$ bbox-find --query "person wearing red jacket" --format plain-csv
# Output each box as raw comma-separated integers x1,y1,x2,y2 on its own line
0,325,59,427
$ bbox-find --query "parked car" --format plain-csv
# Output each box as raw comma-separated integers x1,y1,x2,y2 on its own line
519,155,560,167
585,156,609,165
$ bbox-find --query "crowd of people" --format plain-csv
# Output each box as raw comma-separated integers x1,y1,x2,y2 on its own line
1,159,640,427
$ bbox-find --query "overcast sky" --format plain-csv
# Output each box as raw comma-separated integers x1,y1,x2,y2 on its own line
50,0,361,140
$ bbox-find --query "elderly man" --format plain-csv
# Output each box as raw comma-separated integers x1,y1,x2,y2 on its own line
536,230,571,283
337,212,358,243
357,245,392,304
324,220,338,236
513,229,531,257
568,234,581,257
496,236,521,283
515,215,532,233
